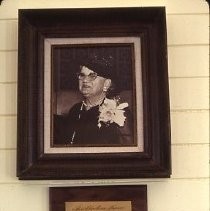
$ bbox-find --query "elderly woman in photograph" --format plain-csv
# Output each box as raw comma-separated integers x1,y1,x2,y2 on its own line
54,54,133,146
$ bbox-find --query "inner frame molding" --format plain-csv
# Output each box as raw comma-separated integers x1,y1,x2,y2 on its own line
44,37,144,154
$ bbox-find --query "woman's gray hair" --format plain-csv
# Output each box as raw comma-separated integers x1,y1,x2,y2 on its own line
106,79,118,98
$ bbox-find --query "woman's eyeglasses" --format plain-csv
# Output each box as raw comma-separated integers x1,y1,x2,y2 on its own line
77,72,98,81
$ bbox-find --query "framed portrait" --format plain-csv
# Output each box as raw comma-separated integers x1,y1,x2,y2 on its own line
49,186,147,211
17,7,171,179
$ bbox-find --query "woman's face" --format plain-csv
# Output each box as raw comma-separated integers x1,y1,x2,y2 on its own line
78,66,108,99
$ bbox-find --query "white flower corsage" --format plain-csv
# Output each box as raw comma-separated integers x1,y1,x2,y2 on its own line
98,98,129,128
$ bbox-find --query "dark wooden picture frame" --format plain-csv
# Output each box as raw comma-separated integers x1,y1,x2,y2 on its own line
50,186,147,211
17,7,171,179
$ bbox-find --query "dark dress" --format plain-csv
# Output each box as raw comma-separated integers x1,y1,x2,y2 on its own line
53,102,134,147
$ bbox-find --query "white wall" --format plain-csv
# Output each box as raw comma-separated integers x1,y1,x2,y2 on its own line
0,0,209,211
